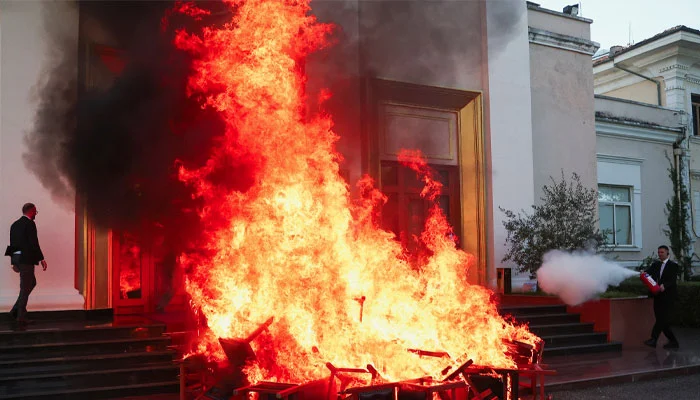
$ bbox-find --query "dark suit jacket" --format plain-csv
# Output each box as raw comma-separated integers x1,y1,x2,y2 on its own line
9,216,44,265
645,259,678,305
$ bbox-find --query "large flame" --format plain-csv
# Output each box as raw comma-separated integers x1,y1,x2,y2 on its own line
174,0,538,384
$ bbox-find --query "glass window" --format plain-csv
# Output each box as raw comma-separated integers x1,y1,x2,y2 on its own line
599,204,614,244
598,185,633,245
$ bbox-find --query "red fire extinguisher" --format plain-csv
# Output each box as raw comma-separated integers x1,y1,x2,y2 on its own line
640,272,661,294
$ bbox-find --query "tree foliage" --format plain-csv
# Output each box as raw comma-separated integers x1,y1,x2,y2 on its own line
664,158,693,281
500,172,608,275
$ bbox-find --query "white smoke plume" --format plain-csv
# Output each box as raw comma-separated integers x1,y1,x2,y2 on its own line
536,250,638,306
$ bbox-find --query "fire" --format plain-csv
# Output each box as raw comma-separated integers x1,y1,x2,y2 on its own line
173,0,539,384
119,238,141,298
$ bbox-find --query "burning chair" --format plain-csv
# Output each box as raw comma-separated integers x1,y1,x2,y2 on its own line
179,315,554,400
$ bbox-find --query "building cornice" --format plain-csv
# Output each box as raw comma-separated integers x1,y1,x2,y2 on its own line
596,154,645,165
528,27,600,56
660,63,690,73
596,119,682,144
685,74,700,85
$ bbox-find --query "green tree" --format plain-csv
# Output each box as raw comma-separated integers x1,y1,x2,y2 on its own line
664,158,693,281
500,172,608,275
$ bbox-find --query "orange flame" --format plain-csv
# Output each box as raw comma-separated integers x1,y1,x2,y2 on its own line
174,0,538,384
118,241,141,298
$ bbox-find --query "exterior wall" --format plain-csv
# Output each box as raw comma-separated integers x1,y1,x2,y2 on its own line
357,1,484,91
526,7,591,40
688,138,700,258
596,135,675,264
595,96,683,265
602,80,663,106
528,37,598,202
593,30,700,269
312,0,536,287
0,0,595,309
0,1,83,311
527,7,598,204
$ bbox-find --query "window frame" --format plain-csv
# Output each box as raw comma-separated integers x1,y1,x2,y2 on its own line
596,155,643,251
598,184,634,246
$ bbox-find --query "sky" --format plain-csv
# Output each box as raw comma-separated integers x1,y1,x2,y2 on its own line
534,0,700,51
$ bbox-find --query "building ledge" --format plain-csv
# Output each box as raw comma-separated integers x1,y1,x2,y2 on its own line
595,94,682,112
596,117,682,144
528,27,600,55
601,246,643,253
596,113,683,132
526,2,593,24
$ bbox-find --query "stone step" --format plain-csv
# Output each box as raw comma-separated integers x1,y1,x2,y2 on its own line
540,332,608,347
543,341,623,357
0,381,179,400
512,313,582,325
0,311,179,400
0,365,178,397
528,322,595,336
499,304,568,316
0,351,176,378
0,324,166,346
0,310,112,323
0,337,171,361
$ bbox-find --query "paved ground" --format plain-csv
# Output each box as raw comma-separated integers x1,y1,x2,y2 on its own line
543,326,700,388
546,373,700,400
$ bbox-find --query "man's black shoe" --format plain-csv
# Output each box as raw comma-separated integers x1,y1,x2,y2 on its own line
9,310,17,320
663,341,680,350
16,318,34,326
644,339,657,348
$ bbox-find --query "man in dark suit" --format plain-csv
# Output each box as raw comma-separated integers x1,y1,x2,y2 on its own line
643,245,679,349
8,203,47,325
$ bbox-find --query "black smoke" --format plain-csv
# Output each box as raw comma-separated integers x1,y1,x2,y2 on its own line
25,1,255,255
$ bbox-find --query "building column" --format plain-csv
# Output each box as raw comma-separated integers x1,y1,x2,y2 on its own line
0,1,84,311
484,0,535,287
664,75,687,111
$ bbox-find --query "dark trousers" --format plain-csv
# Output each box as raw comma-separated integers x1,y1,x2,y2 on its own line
651,299,678,343
11,264,36,320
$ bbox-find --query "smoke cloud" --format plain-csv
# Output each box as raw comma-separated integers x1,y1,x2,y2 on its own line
537,250,638,306
25,2,256,252
25,0,527,268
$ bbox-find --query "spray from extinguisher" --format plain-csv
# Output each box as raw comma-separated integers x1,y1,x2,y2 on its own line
640,272,660,294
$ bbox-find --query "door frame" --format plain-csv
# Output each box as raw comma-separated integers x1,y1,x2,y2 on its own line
362,78,487,285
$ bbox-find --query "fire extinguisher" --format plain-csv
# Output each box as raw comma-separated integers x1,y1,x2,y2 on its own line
640,272,661,294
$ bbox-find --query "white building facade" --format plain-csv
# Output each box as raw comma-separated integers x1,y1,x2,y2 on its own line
594,26,700,268
0,1,600,312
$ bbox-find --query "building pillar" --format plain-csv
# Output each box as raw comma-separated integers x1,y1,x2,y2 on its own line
664,75,688,111
484,0,535,287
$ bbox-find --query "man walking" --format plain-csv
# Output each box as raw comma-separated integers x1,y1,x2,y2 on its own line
644,245,679,349
9,203,47,325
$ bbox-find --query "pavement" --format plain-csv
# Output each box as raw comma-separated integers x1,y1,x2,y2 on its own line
542,326,700,394
549,374,700,399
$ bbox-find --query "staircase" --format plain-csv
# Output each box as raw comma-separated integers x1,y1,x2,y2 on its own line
0,310,179,400
499,304,622,357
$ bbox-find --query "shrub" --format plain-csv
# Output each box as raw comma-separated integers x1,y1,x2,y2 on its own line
500,172,607,275
610,277,700,327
